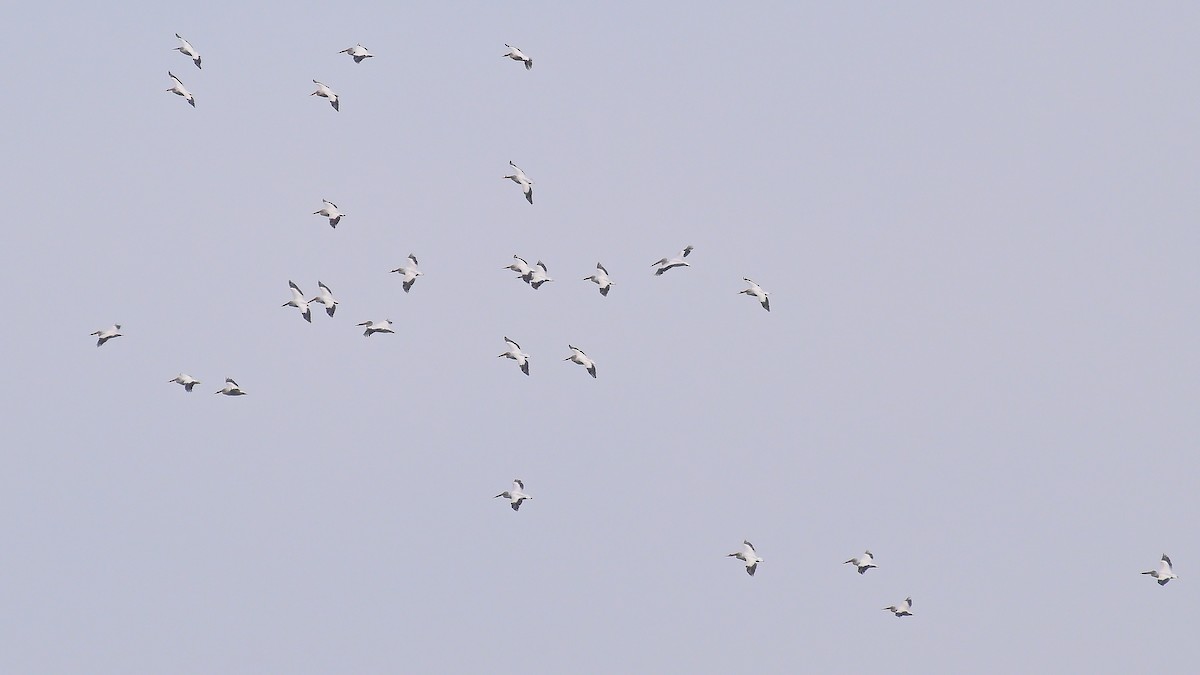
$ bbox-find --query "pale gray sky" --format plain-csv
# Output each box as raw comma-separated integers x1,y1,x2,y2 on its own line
2,2,1198,672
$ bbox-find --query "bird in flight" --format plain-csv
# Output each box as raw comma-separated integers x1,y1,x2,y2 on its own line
311,80,340,111
215,378,247,396
727,540,762,576
358,319,395,337
339,44,374,63
498,337,530,376
739,278,770,311
584,263,613,297
174,34,202,69
652,245,693,275
1142,554,1178,586
502,44,533,70
308,281,338,317
166,72,195,107
169,373,201,392
564,345,597,378
843,550,876,575
91,324,123,347
503,161,534,204
495,479,533,511
314,199,345,228
390,254,423,293
283,281,312,323
884,597,913,617
522,260,553,289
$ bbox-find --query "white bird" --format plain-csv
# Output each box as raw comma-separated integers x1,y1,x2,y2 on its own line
91,324,122,347
495,479,533,511
168,373,201,392
174,34,202,69
564,345,597,378
884,597,913,617
390,254,423,293
1142,554,1178,586
740,278,770,312
584,263,613,297
308,281,338,317
215,378,246,396
314,199,345,228
282,281,312,323
844,550,877,575
498,337,530,376
522,260,553,289
358,319,395,337
502,44,533,70
503,161,534,204
339,44,374,63
652,245,694,275
505,254,532,279
311,80,339,111
727,540,762,576
166,72,195,107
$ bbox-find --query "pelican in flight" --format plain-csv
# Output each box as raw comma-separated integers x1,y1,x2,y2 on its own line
584,263,613,296
311,80,340,111
495,479,533,511
215,378,246,396
522,260,553,289
505,255,532,279
174,34,202,69
727,540,762,576
308,281,338,317
91,324,122,347
283,281,312,323
339,44,374,63
499,337,530,376
1142,554,1178,586
652,245,693,275
564,345,597,378
844,550,876,575
169,373,201,392
884,597,913,617
358,319,395,337
740,278,770,311
166,72,195,107
314,199,345,228
503,161,534,204
390,254,423,293
502,44,533,70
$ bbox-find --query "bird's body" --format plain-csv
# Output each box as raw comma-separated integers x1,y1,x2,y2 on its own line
728,540,762,576
283,281,312,323
884,597,913,617
166,72,195,107
495,479,533,511
584,263,613,296
502,44,533,70
314,199,345,228
169,373,201,392
503,161,534,204
499,337,530,376
522,260,553,289
358,319,395,337
740,278,770,311
390,254,423,293
1142,554,1178,586
652,245,694,275
311,80,339,111
506,255,532,279
91,324,122,347
565,345,597,378
174,34,202,69
215,378,246,396
339,44,374,63
844,550,876,575
308,281,338,317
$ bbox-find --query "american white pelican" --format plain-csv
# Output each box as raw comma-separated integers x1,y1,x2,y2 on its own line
1143,554,1178,586
358,319,395,337
166,72,195,107
502,44,533,70
564,345,597,378
740,278,770,311
498,337,530,375
91,324,122,347
505,255,532,279
283,281,312,323
314,199,345,228
584,263,613,296
174,34,202,69
311,80,339,111
844,550,876,575
884,597,913,617
308,281,338,317
339,44,374,63
169,373,201,392
495,479,533,510
523,260,553,289
652,245,693,275
503,161,534,204
215,378,246,396
390,254,422,293
727,540,762,576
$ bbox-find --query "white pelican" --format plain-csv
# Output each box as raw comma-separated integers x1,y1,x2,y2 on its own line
166,72,195,107
652,245,693,275
358,319,394,337
169,373,201,392
584,263,613,296
522,260,553,289
308,281,338,317
215,378,246,396
283,281,312,323
727,540,762,576
314,199,345,228
1142,554,1178,586
564,345,597,378
502,44,533,70
503,161,534,204
91,324,122,347
884,597,913,617
498,337,530,376
844,550,876,575
339,44,374,63
505,254,532,280
311,80,339,111
740,278,770,311
174,34,202,69
390,254,422,293
495,479,533,511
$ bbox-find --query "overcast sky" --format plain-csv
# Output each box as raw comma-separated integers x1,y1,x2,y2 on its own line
2,1,1198,672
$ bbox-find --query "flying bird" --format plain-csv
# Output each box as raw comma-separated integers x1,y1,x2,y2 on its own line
503,161,534,204
727,540,762,576
740,278,770,311
884,597,913,617
522,260,553,289
1142,554,1178,586
505,255,532,280
308,281,338,317
283,281,312,323
564,345,597,378
174,34,202,69
390,254,423,293
358,319,395,337
311,80,340,111
652,245,694,275
168,373,201,392
215,378,246,396
314,199,345,228
502,44,533,70
584,263,613,296
498,337,530,376
844,550,877,575
339,44,374,63
495,479,533,511
166,72,195,107
91,324,122,347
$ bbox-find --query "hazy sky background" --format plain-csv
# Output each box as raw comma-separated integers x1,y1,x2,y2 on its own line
2,2,1198,672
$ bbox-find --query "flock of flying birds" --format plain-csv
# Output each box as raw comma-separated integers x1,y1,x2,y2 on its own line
99,33,1180,618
